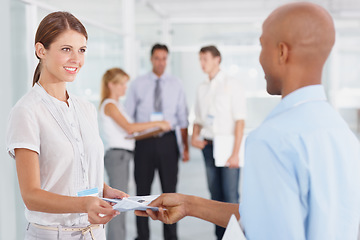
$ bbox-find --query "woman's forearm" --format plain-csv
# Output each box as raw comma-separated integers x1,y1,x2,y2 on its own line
126,121,161,133
15,148,92,214
21,188,89,213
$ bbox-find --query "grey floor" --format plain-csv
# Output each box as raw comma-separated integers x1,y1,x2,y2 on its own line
109,147,241,240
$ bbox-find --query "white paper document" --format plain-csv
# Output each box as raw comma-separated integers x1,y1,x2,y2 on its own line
213,135,246,167
102,195,160,212
222,214,247,240
125,127,163,140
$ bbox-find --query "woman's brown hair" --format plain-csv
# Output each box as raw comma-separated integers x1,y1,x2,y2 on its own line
100,68,130,106
33,11,88,86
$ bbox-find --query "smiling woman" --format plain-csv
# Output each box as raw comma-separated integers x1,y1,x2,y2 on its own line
35,30,87,92
32,12,88,87
6,11,129,240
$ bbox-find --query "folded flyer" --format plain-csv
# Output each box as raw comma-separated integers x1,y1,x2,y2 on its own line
102,195,160,212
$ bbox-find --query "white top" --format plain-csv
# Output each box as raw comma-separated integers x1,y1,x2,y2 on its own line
6,83,104,226
194,70,247,139
99,98,135,151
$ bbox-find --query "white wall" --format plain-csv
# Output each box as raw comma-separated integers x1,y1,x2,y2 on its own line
0,0,17,239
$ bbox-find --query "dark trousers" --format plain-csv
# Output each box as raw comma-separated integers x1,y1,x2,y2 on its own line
202,143,240,240
134,131,179,240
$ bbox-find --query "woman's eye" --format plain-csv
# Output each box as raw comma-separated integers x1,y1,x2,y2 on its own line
62,48,71,52
79,48,87,53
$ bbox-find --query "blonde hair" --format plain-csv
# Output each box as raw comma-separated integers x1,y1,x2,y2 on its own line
100,68,129,106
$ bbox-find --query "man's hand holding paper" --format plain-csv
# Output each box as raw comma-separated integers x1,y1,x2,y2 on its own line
103,195,160,212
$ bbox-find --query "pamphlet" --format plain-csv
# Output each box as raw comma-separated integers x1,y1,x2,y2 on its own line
125,127,164,140
102,195,160,212
213,135,246,167
222,214,247,240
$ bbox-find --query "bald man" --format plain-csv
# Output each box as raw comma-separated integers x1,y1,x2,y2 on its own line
136,3,360,239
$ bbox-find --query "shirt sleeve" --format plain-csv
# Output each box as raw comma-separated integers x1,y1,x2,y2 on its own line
175,83,189,129
6,106,40,159
239,131,307,240
124,80,137,120
193,86,202,126
231,79,247,120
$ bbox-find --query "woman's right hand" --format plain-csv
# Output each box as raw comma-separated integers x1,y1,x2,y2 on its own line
85,196,119,224
158,121,171,131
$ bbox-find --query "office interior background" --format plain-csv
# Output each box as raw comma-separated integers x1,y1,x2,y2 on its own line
1,0,360,239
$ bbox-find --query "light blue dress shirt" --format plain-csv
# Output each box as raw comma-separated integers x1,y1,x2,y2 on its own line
240,85,360,240
125,72,188,129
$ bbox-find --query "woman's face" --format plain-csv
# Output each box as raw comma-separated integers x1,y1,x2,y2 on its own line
109,78,129,98
40,29,87,84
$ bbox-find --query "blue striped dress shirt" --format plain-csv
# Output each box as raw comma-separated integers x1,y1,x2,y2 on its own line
125,71,188,129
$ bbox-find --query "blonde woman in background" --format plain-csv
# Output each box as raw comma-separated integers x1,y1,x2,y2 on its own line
99,68,171,240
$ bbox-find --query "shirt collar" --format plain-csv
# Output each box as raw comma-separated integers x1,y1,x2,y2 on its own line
207,70,224,84
149,71,166,81
266,84,327,121
33,82,72,106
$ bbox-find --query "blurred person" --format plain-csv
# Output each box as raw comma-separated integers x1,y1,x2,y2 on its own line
125,43,189,240
6,12,128,240
191,45,246,239
136,2,360,240
99,67,171,240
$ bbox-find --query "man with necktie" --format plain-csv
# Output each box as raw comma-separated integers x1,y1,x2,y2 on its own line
125,43,189,240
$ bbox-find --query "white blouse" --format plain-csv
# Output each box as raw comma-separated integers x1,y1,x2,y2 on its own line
99,98,135,152
6,83,104,226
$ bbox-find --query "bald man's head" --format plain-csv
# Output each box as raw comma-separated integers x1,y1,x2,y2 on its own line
260,2,335,96
266,2,334,61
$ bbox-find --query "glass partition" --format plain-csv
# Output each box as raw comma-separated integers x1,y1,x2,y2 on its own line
330,19,360,133
68,25,124,106
172,22,261,46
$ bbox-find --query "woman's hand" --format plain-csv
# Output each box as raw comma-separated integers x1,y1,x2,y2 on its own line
85,184,129,224
158,121,172,131
84,196,119,224
103,184,129,200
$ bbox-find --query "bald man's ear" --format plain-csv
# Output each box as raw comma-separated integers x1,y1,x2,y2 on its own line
278,42,289,64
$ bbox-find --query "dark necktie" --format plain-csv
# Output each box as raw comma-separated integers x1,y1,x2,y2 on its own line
154,78,162,112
